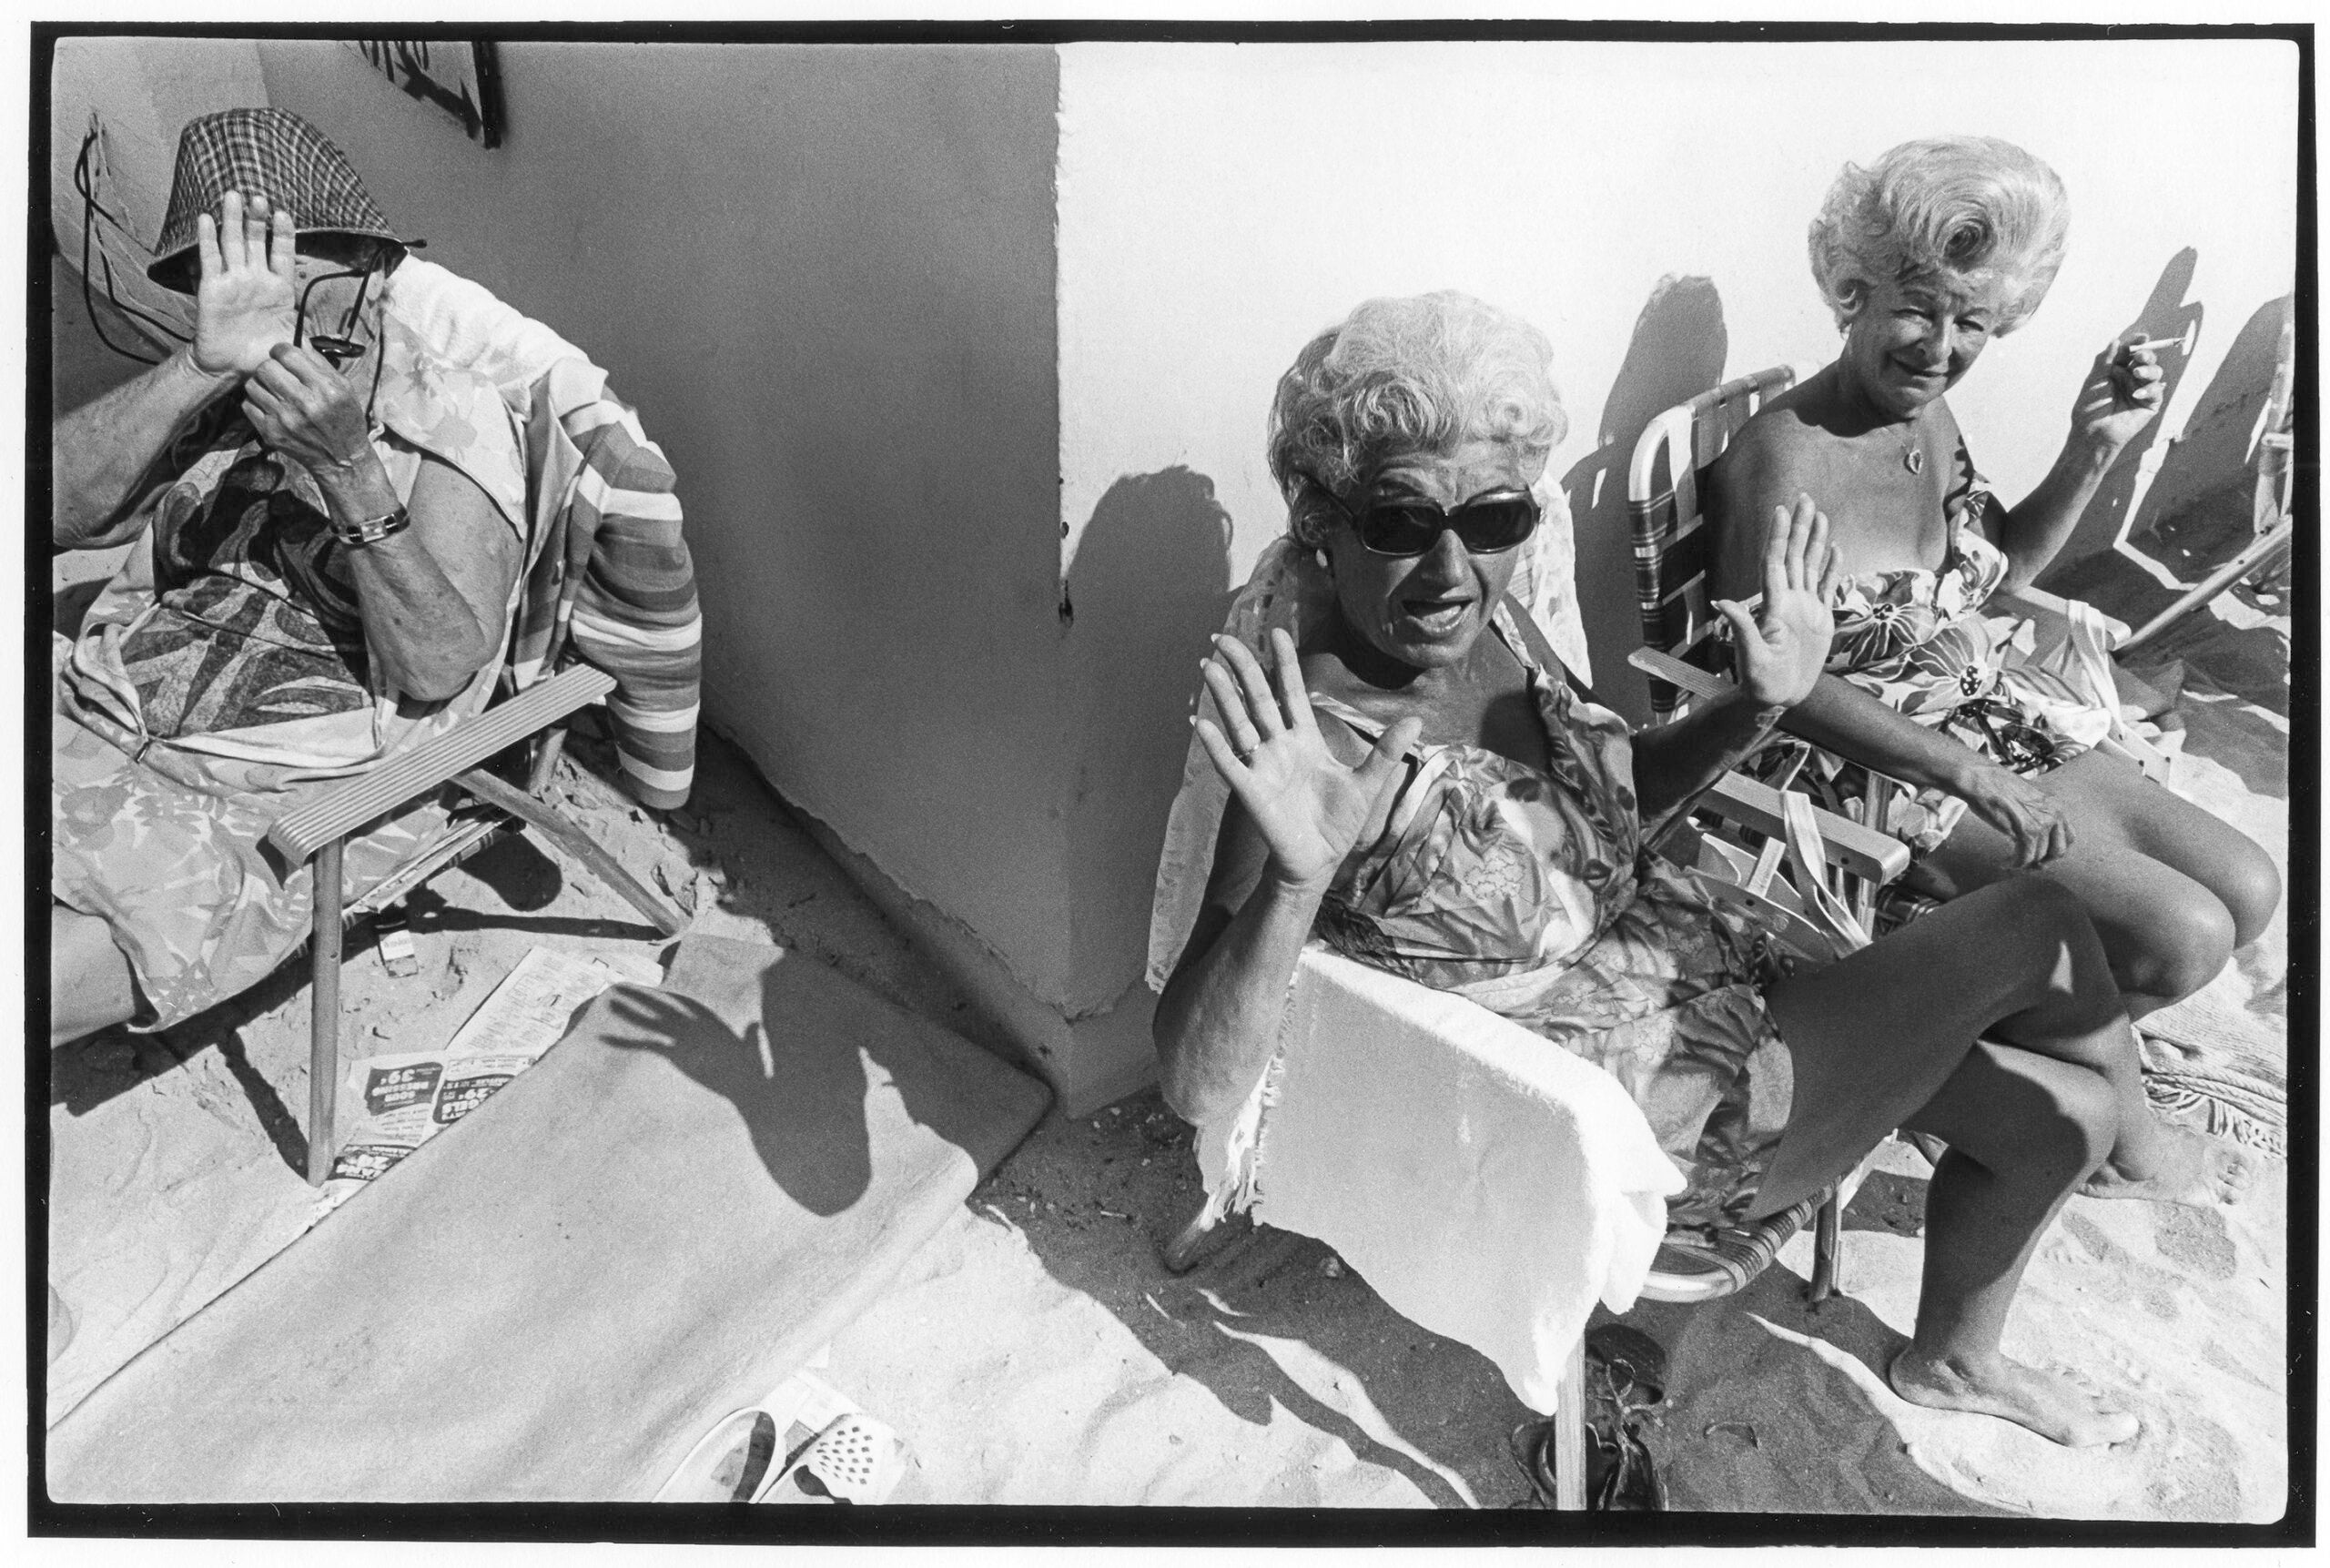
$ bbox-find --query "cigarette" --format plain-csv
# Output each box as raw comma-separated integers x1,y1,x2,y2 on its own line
2123,323,2198,355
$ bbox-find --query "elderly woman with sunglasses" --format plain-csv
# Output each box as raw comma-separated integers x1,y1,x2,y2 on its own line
1708,136,2279,1019
50,109,524,1048
1154,291,2249,1450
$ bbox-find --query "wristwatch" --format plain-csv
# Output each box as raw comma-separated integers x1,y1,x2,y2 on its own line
329,505,412,548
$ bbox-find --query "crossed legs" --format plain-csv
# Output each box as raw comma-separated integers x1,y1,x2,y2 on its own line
1917,749,2282,1019
1757,875,2253,1446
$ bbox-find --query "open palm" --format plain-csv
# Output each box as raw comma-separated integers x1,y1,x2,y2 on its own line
191,190,299,378
1719,493,1839,710
1195,629,1421,891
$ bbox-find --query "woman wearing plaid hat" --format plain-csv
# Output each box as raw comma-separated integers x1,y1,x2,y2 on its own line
50,109,529,1047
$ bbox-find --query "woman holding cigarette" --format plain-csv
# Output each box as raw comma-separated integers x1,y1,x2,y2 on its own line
1711,136,2278,1017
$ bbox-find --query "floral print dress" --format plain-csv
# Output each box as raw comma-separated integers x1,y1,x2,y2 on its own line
1309,607,1798,1235
1809,446,2101,855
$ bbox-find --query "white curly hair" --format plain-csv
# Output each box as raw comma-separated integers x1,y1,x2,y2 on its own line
1266,291,1568,549
1808,135,2071,334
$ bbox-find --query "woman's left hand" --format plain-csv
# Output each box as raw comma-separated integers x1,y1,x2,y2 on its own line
241,341,380,480
1718,493,1839,710
2070,335,2167,455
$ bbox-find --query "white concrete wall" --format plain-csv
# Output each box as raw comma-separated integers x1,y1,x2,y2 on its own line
1052,35,2295,1097
255,43,1079,1078
56,38,2295,1115
1057,37,2299,719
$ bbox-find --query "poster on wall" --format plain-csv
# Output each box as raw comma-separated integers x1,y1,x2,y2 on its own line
340,39,506,147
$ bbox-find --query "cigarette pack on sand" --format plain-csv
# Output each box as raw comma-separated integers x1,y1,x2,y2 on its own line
319,946,662,1212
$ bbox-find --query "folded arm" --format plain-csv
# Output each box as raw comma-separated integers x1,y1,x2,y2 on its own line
52,351,238,551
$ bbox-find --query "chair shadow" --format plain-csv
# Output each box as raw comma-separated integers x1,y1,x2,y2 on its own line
2039,248,2205,581
1562,276,1728,723
1029,1203,1517,1508
963,1097,1539,1508
1064,466,1235,980
2124,292,2290,567
50,943,325,1174
1626,1264,2021,1516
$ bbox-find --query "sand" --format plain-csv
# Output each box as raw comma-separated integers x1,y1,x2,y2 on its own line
46,536,2289,1518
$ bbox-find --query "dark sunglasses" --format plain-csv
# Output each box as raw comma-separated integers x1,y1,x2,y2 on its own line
1315,482,1542,559
295,267,380,368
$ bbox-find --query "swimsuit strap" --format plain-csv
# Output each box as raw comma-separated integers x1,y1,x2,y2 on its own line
1497,592,1594,702
1305,690,1457,889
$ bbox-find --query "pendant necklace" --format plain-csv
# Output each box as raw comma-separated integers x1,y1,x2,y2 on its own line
1886,420,1924,475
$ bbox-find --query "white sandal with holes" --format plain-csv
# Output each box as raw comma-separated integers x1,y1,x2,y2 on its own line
755,1412,906,1504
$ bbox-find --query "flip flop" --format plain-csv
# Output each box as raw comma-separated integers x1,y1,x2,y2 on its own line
653,1408,784,1502
652,1372,820,1502
756,1411,907,1504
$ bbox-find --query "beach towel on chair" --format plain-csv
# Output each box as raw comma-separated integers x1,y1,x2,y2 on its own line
382,259,702,809
1193,945,1684,1415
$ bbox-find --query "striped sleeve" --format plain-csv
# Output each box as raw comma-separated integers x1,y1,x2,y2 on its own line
564,400,701,810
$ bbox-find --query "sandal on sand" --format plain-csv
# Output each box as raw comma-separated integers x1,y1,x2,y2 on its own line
1509,1327,1669,1510
756,1412,907,1504
653,1372,825,1502
654,1407,787,1502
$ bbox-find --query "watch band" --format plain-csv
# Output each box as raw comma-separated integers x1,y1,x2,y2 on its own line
329,504,411,548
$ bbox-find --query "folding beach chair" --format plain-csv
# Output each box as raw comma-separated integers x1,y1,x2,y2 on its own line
1159,722,1908,1510
1626,369,2166,938
264,277,703,1183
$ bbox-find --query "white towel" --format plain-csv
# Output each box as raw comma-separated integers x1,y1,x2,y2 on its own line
1196,945,1684,1415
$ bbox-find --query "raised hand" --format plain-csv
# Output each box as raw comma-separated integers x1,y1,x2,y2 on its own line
191,190,298,378
2070,335,2166,455
1194,628,1422,893
1718,493,1840,710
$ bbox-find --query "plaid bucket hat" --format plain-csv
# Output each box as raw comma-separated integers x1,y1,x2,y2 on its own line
146,108,409,294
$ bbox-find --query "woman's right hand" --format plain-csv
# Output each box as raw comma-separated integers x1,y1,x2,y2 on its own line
1956,760,2074,867
190,191,299,379
1195,628,1423,893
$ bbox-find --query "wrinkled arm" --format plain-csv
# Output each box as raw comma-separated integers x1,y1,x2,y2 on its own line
1630,688,1789,832
1992,339,2165,592
1153,803,1326,1127
331,450,522,703
1991,439,2117,592
52,350,238,551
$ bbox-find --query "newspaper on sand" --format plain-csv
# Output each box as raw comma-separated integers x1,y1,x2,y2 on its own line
318,946,663,1211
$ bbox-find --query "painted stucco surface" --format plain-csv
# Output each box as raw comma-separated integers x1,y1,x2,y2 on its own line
259,40,1073,1010
1055,39,2298,712
54,37,2294,1108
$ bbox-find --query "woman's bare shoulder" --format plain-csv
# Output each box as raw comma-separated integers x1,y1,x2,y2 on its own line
1721,389,1839,490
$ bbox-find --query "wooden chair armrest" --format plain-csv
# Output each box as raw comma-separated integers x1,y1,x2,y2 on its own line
1626,646,1734,704
267,664,615,864
1697,772,1910,886
1625,648,1907,883
1987,583,2076,621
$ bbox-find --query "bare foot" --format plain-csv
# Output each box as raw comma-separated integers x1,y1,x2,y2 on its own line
2081,1121,2256,1208
1889,1346,2139,1448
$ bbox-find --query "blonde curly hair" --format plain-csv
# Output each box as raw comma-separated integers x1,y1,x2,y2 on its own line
1266,291,1567,548
1808,136,2070,334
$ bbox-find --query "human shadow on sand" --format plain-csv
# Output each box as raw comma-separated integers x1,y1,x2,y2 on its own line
588,938,1046,1220
2038,248,2209,575
991,1112,1535,1510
